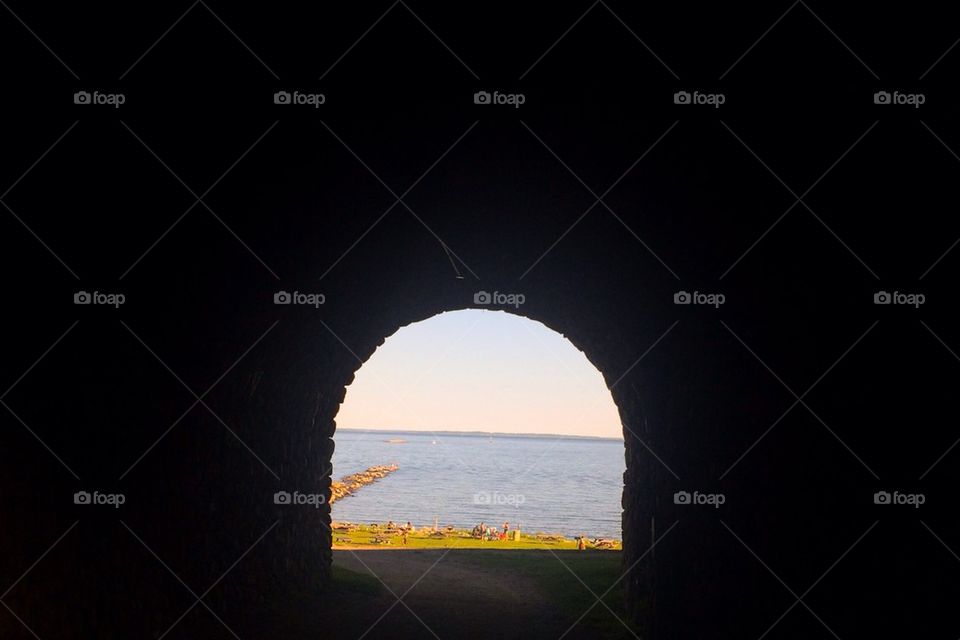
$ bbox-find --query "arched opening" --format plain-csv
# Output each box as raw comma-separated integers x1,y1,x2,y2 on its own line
321,308,634,638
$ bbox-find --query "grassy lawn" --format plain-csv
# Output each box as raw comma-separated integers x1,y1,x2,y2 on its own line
327,526,636,638
333,524,621,551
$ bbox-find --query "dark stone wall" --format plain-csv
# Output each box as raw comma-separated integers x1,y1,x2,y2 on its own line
3,111,958,638
3,4,959,637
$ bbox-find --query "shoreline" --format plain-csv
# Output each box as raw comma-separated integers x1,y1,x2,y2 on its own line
331,521,622,551
331,517,622,542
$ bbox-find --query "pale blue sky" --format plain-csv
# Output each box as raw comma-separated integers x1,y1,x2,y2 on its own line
335,309,623,438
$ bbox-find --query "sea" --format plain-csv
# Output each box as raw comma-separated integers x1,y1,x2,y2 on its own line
331,429,625,539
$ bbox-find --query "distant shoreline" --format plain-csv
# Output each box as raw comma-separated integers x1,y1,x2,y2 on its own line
337,427,624,442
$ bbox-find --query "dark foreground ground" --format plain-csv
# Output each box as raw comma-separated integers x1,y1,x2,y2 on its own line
244,550,637,639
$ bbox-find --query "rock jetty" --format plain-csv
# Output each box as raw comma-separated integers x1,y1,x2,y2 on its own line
329,464,398,504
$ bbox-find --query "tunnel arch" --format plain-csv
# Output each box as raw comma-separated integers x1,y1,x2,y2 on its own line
1,81,936,639
327,307,628,538
234,285,669,634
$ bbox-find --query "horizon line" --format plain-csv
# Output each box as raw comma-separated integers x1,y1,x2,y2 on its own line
336,427,624,441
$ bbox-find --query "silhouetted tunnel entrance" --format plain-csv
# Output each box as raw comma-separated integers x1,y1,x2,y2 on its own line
324,308,642,637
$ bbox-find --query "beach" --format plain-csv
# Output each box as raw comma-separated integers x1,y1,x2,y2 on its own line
332,521,622,551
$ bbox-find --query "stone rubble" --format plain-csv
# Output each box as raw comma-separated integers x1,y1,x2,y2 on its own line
329,464,399,504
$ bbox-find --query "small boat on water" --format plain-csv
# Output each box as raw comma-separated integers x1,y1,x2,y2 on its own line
386,438,406,444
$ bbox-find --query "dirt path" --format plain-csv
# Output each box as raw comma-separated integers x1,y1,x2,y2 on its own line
335,549,555,630
247,549,635,639
319,549,634,640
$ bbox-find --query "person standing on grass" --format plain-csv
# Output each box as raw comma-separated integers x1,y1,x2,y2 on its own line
577,536,585,551
503,522,509,539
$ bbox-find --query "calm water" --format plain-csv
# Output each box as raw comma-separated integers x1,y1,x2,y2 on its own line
331,429,625,539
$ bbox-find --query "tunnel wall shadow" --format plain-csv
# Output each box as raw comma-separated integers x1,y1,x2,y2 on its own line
2,104,956,639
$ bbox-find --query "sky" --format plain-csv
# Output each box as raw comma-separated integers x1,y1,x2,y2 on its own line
335,309,623,438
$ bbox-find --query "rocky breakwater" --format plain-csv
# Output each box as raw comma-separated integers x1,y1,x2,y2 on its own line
329,464,399,504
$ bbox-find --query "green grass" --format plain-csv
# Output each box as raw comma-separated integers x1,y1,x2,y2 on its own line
333,524,621,551
330,525,635,637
